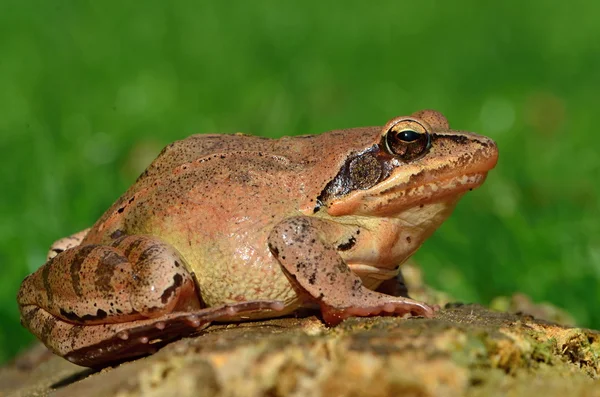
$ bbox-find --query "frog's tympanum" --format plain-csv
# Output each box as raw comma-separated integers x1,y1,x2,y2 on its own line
18,110,498,367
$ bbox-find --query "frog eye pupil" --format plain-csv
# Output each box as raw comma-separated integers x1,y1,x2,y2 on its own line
397,130,420,142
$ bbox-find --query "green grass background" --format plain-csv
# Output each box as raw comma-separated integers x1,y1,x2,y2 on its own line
1,1,598,363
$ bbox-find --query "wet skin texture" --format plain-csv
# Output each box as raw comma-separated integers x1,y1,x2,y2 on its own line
18,110,498,367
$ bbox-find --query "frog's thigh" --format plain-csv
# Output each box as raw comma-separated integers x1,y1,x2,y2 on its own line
47,228,91,260
18,235,202,328
268,216,434,325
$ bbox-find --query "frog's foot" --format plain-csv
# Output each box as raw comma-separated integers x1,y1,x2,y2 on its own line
268,217,435,326
318,292,435,326
46,228,90,260
21,300,285,367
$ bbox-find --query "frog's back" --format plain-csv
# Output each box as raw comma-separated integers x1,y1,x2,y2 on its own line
83,127,381,245
137,134,278,184
137,127,381,186
83,133,298,245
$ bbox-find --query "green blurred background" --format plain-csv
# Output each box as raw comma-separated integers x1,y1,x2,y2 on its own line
1,1,598,364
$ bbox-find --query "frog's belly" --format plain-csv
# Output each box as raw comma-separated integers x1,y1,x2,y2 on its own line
183,245,301,312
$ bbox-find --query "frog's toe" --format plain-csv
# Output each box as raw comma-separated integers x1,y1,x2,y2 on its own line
319,296,435,326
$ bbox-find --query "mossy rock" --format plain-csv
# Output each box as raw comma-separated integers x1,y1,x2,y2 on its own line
2,303,599,397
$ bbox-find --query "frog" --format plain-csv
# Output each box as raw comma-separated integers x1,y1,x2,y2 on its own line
17,110,498,367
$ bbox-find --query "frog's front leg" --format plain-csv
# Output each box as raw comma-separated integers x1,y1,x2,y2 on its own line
18,235,284,367
268,217,434,325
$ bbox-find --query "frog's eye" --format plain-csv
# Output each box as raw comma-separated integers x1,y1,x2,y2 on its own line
384,119,431,162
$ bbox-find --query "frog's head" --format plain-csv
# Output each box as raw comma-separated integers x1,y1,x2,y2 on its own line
316,110,498,218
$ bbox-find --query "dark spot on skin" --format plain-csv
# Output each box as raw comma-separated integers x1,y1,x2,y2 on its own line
67,325,84,348
51,248,64,255
308,272,316,285
406,236,412,243
136,169,149,182
160,274,184,304
268,243,279,257
174,260,180,267
137,245,162,263
335,260,349,273
348,154,383,190
326,272,337,283
430,133,469,145
60,308,108,324
337,236,356,251
117,207,125,214
110,229,125,239
128,196,135,204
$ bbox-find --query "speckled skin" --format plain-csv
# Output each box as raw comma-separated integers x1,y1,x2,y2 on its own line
18,110,498,367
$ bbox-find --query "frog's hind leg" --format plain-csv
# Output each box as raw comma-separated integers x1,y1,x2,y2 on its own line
20,300,285,367
18,234,285,367
19,235,202,328
268,217,435,326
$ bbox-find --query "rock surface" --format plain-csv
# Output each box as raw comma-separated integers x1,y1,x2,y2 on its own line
3,263,599,396
2,303,600,397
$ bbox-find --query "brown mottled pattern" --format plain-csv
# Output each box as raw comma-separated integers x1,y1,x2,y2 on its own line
40,258,55,306
136,244,163,263
39,315,57,345
123,237,144,258
94,249,128,295
160,274,184,304
70,245,99,297
268,216,432,320
20,306,40,328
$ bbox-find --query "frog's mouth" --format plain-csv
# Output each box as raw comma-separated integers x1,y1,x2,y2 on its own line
327,170,490,217
373,171,489,214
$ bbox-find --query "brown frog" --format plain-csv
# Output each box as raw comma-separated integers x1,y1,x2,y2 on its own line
18,110,498,367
